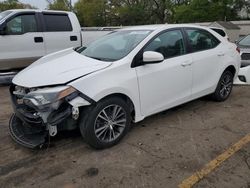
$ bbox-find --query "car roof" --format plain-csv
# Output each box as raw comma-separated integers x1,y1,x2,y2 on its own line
8,9,71,14
120,24,210,32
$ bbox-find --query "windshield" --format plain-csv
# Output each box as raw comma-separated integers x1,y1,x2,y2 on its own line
0,11,12,22
238,35,250,46
80,30,152,61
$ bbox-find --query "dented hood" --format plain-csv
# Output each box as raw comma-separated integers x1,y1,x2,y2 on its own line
13,48,112,88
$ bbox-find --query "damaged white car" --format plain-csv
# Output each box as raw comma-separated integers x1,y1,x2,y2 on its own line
9,25,240,149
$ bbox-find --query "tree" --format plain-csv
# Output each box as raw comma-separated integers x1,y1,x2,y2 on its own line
75,0,107,26
46,0,72,11
50,0,250,26
151,0,174,23
173,0,242,23
111,0,153,25
0,0,35,11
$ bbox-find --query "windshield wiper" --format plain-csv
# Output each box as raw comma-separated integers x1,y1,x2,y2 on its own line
85,55,115,62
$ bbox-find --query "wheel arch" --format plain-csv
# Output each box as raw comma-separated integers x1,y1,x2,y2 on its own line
224,65,236,77
98,93,136,121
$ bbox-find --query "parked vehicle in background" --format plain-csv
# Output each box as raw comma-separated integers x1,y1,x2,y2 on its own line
81,27,118,45
234,65,250,85
0,9,110,71
209,27,229,41
9,24,240,149
236,34,250,67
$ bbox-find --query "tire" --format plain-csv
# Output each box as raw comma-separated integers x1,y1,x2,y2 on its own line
211,70,234,102
79,97,131,149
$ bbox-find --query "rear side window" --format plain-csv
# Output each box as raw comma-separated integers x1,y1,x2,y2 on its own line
211,28,226,37
186,29,220,52
43,14,72,32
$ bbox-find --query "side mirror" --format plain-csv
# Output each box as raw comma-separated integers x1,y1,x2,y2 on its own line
0,21,7,35
143,51,164,64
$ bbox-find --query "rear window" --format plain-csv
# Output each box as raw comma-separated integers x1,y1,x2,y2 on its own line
211,28,226,37
43,14,72,32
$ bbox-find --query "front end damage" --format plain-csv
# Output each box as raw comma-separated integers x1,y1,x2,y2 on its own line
9,84,92,149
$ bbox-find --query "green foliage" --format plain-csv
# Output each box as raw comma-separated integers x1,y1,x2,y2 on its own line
1,0,249,26
74,0,177,26
74,0,107,26
174,0,242,23
47,0,71,11
0,0,35,11
114,0,152,25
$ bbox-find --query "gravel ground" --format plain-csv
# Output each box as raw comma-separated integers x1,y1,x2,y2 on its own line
0,85,250,188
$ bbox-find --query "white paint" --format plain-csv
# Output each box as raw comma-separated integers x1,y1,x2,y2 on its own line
13,24,241,122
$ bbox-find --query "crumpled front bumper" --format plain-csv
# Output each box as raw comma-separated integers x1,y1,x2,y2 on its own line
9,85,74,149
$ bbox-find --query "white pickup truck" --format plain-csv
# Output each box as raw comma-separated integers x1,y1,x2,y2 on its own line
0,9,111,71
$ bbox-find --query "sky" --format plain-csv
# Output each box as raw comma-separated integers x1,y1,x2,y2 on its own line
20,0,48,9
0,0,78,9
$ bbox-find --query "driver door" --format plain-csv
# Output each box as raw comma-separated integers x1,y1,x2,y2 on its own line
135,29,193,116
0,12,45,70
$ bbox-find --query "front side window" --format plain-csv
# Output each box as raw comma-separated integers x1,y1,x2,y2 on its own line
80,30,151,61
6,14,37,35
144,30,185,59
186,29,220,52
43,14,72,32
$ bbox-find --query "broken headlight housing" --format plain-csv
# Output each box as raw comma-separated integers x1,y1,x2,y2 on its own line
22,86,77,110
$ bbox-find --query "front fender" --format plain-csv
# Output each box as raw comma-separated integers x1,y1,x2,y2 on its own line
69,63,144,122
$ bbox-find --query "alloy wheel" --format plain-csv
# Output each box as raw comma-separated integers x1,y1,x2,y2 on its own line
219,73,233,98
94,104,127,142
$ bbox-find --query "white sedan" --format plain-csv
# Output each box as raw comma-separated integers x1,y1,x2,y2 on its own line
10,24,241,149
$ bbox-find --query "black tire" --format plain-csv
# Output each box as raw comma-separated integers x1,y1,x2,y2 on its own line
211,70,234,102
79,97,131,149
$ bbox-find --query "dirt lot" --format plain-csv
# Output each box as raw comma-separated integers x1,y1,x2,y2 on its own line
1,85,250,188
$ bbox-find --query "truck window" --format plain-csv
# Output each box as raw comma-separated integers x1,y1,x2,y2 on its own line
43,14,72,32
6,14,37,35
0,10,12,21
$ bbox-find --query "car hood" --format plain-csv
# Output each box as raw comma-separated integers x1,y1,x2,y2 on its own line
13,48,112,88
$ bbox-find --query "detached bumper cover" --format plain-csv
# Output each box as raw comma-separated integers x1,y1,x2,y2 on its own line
9,114,47,149
9,85,75,149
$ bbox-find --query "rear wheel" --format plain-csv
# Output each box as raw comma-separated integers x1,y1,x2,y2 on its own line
79,97,131,149
211,70,234,102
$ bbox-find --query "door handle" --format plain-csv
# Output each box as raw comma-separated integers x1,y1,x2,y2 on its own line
34,37,43,43
181,61,192,67
70,36,78,41
217,52,225,57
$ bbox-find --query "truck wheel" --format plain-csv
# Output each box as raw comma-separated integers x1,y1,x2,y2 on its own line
211,70,234,102
79,97,131,149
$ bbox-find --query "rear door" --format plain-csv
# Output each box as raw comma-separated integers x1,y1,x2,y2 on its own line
184,28,224,98
41,12,81,54
0,12,45,70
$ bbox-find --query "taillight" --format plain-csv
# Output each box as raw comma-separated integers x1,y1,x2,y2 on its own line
236,47,240,54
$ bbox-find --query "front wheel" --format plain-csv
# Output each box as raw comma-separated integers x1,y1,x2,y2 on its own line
79,97,131,149
211,70,234,102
